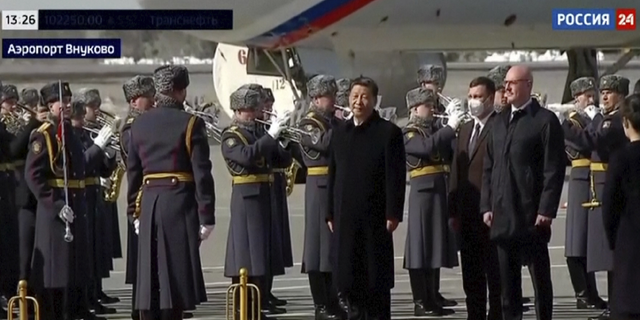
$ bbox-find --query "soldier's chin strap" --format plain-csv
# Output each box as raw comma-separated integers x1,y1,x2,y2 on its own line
58,80,74,243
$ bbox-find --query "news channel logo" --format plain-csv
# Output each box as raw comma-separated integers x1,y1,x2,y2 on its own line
552,8,636,30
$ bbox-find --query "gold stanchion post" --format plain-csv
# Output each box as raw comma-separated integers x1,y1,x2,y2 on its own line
7,280,40,320
226,268,261,320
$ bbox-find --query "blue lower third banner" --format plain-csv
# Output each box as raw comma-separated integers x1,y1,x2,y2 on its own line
2,38,121,59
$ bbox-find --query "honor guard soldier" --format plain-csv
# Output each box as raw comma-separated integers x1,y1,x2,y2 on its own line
70,89,117,317
403,88,463,316
221,87,291,320
236,85,289,313
261,87,294,311
563,77,608,310
10,88,46,287
125,65,215,320
298,75,341,320
0,84,19,302
79,88,121,308
487,65,512,113
415,66,458,307
562,74,630,320
25,81,89,320
120,75,156,320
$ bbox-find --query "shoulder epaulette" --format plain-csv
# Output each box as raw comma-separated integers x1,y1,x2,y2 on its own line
569,111,577,118
37,122,51,133
126,117,135,125
305,111,316,119
610,109,619,115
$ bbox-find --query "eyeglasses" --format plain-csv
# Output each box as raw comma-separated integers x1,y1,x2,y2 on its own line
504,79,531,86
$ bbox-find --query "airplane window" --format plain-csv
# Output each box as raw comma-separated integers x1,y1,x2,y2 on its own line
247,48,299,77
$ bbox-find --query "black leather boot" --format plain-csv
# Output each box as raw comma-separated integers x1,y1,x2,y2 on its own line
315,305,338,320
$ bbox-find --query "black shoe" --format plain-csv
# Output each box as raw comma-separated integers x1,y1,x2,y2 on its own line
130,311,140,320
74,309,106,320
92,304,116,315
588,309,611,320
421,303,455,317
438,294,458,307
337,293,360,320
183,312,194,318
263,304,287,315
98,292,120,304
577,297,608,310
522,297,532,304
269,293,287,306
315,305,338,320
522,305,531,313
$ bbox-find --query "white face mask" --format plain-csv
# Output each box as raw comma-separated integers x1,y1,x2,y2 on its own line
467,98,486,116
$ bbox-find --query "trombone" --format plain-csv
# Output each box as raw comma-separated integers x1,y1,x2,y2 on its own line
256,110,321,144
183,102,223,142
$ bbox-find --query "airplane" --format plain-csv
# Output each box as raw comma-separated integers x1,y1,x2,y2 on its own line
137,0,640,120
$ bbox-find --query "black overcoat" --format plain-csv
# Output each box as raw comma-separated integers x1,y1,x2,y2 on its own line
480,100,566,243
602,141,640,318
327,112,406,291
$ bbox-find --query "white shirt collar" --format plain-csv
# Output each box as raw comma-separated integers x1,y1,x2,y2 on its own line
353,118,363,126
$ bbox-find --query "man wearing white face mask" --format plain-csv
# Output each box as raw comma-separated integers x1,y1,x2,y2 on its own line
449,76,501,320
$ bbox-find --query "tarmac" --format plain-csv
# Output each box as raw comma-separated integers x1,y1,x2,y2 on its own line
8,66,629,319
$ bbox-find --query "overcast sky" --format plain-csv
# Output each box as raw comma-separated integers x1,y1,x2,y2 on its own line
1,0,142,10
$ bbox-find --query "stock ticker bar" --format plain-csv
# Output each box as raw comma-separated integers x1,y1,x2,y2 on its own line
2,38,122,59
1,10,233,30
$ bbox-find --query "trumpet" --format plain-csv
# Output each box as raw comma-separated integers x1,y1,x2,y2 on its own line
256,111,321,144
433,112,474,124
183,102,223,142
334,105,353,120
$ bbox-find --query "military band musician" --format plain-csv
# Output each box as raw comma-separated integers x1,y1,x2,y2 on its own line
221,86,291,319
298,75,342,320
70,89,118,317
120,75,157,320
403,87,462,317
562,77,607,310
561,74,631,320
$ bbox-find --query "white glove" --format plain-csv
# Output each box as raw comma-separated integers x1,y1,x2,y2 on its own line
585,105,599,120
134,219,140,235
446,110,464,130
93,126,114,149
21,112,31,122
59,205,75,224
100,177,112,189
267,112,292,139
200,225,214,240
554,111,566,124
445,98,463,116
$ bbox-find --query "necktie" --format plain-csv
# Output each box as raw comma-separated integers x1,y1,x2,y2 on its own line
469,123,481,154
511,109,522,122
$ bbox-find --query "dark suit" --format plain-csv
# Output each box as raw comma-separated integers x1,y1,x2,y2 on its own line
480,99,566,320
603,141,639,320
449,114,501,320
